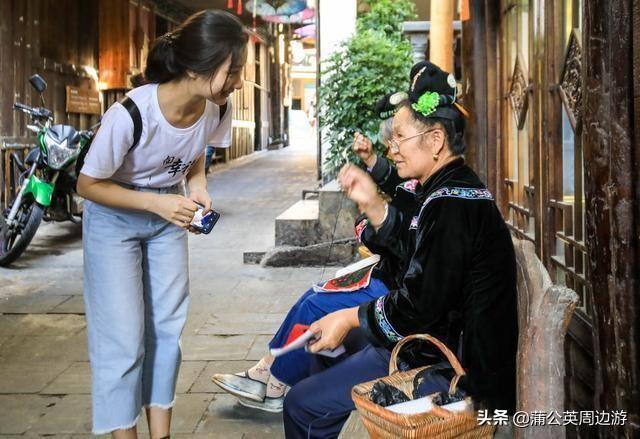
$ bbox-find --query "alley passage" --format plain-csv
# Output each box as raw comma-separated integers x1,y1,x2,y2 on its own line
0,143,322,438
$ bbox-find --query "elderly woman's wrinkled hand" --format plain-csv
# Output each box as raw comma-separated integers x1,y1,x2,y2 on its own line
308,307,359,353
339,165,387,227
338,164,378,207
352,132,376,168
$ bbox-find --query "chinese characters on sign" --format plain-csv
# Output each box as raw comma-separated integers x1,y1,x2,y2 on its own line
477,410,628,428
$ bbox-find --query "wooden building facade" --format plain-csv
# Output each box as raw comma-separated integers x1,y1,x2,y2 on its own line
462,0,639,437
0,0,283,209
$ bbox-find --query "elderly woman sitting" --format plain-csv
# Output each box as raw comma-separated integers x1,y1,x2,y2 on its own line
210,92,416,413
282,61,519,438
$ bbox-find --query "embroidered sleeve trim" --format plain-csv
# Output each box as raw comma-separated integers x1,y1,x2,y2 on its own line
395,179,419,195
374,296,403,343
417,187,494,221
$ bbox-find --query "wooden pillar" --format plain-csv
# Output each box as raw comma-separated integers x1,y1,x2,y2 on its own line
269,24,283,146
461,1,487,186
429,0,454,72
582,0,640,436
460,0,500,193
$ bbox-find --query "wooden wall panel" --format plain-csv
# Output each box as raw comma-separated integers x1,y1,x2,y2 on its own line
99,0,129,89
469,1,600,434
0,0,100,208
1,1,272,203
582,1,640,435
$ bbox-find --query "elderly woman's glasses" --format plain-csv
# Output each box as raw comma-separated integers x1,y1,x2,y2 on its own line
388,129,437,153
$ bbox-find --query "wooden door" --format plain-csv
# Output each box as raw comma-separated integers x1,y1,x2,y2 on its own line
498,1,594,435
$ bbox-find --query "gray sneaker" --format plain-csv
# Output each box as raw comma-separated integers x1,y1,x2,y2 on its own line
238,395,285,413
211,372,266,402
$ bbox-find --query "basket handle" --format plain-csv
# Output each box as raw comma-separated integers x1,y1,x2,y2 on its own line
388,334,466,393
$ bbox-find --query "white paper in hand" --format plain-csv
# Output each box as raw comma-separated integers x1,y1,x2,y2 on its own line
270,330,346,358
270,330,316,357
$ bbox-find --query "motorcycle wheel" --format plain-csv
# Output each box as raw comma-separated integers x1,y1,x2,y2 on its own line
0,200,44,266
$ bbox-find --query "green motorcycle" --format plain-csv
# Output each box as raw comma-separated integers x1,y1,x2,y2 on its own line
0,74,96,266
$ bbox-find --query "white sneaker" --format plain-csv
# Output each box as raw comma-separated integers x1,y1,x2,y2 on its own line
211,372,266,402
238,395,285,413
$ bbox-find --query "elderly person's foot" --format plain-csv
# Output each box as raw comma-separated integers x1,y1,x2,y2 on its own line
237,375,288,413
238,395,285,413
211,357,273,402
212,371,267,402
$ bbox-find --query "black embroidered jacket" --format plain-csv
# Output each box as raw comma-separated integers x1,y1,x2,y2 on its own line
358,158,519,412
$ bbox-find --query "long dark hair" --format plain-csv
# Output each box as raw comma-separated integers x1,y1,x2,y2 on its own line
132,10,249,86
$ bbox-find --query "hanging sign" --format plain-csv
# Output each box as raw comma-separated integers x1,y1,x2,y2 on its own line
66,86,101,115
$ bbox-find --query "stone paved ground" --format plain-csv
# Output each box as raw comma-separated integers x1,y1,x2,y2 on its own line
0,143,322,438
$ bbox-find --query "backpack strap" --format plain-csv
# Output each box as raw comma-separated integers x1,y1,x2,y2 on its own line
219,101,228,121
119,96,143,152
117,97,224,152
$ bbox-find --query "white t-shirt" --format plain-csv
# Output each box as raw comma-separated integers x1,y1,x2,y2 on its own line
81,83,232,188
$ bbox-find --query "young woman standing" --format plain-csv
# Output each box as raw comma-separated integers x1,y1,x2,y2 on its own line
77,10,248,438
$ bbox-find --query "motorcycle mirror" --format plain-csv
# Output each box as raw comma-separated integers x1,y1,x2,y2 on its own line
29,74,47,93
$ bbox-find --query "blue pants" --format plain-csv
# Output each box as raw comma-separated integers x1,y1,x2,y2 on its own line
82,187,189,434
283,341,451,439
268,278,388,386
205,145,215,174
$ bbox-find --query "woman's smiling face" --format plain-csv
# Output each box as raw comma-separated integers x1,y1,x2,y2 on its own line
192,47,248,105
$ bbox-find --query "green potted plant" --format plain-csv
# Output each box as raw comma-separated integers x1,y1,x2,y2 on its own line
319,0,416,177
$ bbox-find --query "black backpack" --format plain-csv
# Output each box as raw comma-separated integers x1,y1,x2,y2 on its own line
75,96,228,179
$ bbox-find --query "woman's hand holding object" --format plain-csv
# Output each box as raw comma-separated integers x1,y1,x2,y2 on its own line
150,194,199,229
307,307,359,353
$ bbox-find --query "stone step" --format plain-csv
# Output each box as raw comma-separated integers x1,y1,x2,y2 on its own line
318,179,359,241
270,180,358,254
261,238,357,267
275,199,321,246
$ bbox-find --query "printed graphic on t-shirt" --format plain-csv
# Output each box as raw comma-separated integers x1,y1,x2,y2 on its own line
163,155,195,177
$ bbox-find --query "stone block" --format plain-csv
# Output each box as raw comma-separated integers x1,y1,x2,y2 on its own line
261,239,358,267
29,394,93,434
243,251,266,264
245,335,273,361
0,314,86,336
318,179,359,241
42,362,91,394
0,333,87,362
176,361,208,393
50,295,86,314
138,394,213,434
198,313,285,336
195,394,283,437
0,362,70,393
0,395,62,434
0,292,70,314
275,200,321,247
183,312,213,336
181,335,255,361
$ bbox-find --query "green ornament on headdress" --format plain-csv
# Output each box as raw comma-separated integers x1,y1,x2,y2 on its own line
412,91,440,117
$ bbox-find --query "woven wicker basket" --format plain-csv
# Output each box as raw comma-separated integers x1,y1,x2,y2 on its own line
351,334,496,438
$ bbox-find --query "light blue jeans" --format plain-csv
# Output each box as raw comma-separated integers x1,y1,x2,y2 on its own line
82,186,189,434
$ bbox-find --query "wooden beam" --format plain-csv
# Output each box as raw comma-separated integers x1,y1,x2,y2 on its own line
582,0,640,435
